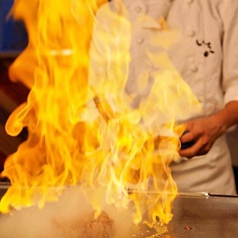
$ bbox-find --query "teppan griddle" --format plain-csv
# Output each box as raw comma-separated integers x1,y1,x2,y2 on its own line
0,183,238,238
161,192,238,238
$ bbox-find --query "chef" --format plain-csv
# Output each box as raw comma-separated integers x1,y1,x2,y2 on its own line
91,0,238,195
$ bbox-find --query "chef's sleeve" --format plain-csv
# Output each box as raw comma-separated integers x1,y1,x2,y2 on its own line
221,0,238,104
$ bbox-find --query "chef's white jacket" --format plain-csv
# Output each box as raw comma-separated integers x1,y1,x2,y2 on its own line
91,0,238,194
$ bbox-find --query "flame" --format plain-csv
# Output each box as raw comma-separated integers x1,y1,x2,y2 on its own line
0,0,201,228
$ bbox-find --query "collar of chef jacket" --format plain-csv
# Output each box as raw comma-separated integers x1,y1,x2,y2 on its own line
116,0,172,29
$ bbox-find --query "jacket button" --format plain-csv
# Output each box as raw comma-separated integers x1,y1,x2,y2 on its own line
187,30,195,37
132,1,146,14
137,38,144,45
190,65,198,72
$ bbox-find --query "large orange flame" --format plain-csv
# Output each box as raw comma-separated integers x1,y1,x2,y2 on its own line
0,0,201,228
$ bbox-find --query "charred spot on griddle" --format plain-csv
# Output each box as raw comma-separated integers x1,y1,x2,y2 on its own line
184,225,192,231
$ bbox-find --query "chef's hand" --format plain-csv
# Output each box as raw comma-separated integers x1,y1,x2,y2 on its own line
179,116,225,158
179,101,238,158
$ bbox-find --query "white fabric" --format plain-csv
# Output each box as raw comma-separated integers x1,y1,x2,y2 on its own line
166,0,237,195
92,0,238,194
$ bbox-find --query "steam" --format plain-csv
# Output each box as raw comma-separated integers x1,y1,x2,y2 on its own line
0,187,134,238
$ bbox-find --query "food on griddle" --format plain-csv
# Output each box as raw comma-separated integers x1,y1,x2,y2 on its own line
81,211,115,238
184,225,192,231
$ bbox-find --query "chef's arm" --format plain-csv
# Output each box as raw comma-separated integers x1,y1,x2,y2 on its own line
179,100,238,158
179,0,238,158
217,101,238,130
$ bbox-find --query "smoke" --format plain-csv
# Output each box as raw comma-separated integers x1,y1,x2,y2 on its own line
0,186,136,238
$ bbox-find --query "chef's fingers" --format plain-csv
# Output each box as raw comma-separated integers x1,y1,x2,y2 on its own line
180,130,194,144
179,136,211,158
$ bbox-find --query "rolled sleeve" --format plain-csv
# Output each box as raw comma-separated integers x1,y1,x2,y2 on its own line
221,0,238,104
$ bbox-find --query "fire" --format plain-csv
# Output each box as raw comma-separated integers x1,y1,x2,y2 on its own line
0,0,201,228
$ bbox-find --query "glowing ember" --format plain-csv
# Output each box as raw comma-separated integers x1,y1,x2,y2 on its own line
0,0,201,228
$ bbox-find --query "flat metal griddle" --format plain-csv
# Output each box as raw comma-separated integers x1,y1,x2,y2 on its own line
162,194,238,238
0,183,238,238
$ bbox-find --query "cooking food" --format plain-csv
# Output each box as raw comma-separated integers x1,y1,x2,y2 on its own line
52,211,115,238
79,211,115,238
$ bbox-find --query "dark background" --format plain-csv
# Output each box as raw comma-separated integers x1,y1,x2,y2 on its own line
0,0,29,172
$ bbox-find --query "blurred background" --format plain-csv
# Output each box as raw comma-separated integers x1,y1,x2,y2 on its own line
0,0,29,173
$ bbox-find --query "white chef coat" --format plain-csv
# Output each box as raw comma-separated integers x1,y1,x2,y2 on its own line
166,0,238,195
91,0,238,194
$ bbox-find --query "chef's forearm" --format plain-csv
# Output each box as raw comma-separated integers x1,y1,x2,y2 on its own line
209,101,238,135
224,101,238,128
